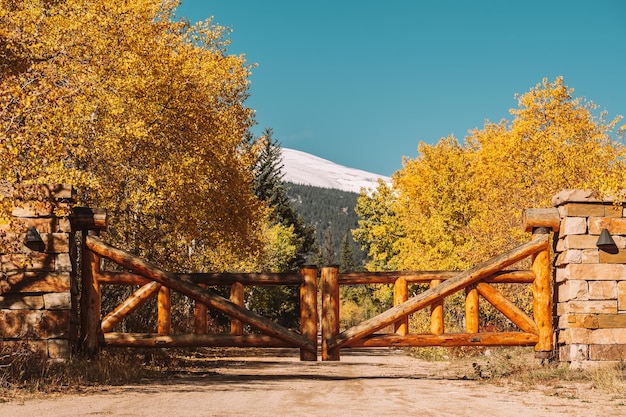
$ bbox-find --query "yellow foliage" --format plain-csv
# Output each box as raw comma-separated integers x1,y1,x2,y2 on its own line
355,76,625,271
393,136,476,270
352,77,625,331
467,76,624,261
260,223,302,273
353,180,403,271
0,0,268,270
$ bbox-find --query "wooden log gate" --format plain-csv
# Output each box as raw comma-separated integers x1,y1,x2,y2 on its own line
74,210,317,361
320,209,558,361
75,208,557,362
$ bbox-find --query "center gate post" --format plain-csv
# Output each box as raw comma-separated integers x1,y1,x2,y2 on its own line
300,265,318,360
321,265,340,360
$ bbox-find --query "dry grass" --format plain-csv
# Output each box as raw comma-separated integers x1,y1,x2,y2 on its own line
459,346,626,396
0,343,161,401
410,345,626,397
469,348,585,382
586,362,626,394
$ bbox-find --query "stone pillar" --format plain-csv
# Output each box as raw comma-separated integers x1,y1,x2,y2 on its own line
0,184,76,360
553,189,626,368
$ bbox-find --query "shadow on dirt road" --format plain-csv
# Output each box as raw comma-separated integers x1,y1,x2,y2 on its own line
1,347,623,417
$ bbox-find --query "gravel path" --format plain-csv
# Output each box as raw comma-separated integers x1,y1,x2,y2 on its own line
2,348,623,417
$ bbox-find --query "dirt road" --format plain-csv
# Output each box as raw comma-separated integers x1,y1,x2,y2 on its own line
1,348,623,417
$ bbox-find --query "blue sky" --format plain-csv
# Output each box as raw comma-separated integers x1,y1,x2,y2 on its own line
176,0,626,177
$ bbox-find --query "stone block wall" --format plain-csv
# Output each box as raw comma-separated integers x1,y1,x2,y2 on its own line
553,190,626,368
0,184,76,360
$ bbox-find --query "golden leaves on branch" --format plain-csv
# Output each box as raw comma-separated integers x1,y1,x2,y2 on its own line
0,0,266,270
355,77,625,271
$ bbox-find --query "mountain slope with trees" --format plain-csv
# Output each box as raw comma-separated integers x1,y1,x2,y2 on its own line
284,182,366,269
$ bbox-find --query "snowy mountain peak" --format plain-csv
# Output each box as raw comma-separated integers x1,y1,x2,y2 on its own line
281,148,390,194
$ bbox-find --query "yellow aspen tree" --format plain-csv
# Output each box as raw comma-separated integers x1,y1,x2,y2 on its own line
353,180,403,271
356,77,623,271
355,78,624,330
468,76,623,260
0,0,268,269
392,136,476,270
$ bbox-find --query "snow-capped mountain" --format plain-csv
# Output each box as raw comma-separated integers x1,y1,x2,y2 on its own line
281,148,390,194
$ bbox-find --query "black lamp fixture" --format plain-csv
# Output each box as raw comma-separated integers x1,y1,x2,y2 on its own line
24,226,45,252
596,228,617,253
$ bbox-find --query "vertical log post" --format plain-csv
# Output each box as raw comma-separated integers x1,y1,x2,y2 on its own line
430,279,444,335
230,282,244,335
157,286,171,335
72,207,107,358
531,226,553,357
194,283,208,334
522,208,558,359
321,265,340,361
300,266,318,361
465,285,479,333
79,229,103,357
393,277,408,335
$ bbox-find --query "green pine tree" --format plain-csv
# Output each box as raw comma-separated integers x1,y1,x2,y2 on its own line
321,227,336,266
246,128,317,327
340,234,355,272
252,128,316,269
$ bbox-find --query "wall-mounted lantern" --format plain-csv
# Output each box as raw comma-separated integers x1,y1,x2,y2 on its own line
24,226,45,252
596,228,617,253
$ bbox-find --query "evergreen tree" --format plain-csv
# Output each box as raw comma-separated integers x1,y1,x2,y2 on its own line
252,128,316,269
251,128,285,207
321,227,336,266
247,128,317,328
340,234,355,272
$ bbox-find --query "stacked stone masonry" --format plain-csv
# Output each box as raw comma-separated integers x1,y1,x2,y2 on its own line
553,189,626,368
0,184,76,360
